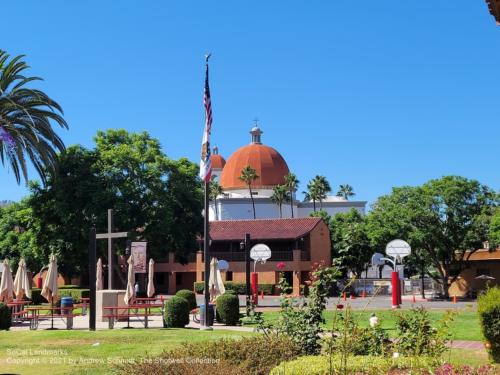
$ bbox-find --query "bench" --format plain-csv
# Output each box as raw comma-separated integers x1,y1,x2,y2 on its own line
103,308,154,329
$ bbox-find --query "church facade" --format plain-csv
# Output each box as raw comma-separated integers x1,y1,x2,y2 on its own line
209,126,366,220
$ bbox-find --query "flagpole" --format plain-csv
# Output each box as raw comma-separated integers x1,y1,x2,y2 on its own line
201,53,213,331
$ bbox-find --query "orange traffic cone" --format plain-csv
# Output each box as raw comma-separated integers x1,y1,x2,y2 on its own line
452,295,457,304
361,290,366,299
342,292,347,301
412,294,416,303
260,290,264,300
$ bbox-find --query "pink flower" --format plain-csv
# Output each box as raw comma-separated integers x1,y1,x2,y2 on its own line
277,262,286,270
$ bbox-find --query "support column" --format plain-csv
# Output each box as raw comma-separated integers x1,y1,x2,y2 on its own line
292,249,302,296
168,272,177,295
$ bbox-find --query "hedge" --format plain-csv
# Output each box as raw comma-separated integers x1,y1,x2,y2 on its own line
194,282,274,295
478,286,500,363
175,289,197,310
0,303,12,330
215,293,240,325
30,287,90,304
164,296,190,328
270,355,439,375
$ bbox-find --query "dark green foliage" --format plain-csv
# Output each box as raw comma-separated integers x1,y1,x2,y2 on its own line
216,293,240,325
394,306,454,357
175,289,197,310
30,287,89,304
119,335,302,375
478,286,500,363
194,282,273,295
163,296,189,328
0,302,12,330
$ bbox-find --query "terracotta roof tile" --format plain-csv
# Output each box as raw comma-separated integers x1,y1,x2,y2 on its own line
209,217,323,241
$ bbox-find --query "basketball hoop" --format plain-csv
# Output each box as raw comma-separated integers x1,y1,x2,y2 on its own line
250,244,272,272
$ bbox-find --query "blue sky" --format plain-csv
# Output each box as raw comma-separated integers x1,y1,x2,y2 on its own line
1,1,499,206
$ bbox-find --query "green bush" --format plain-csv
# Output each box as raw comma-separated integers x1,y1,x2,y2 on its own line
0,302,12,330
216,293,240,325
270,355,439,375
30,287,89,304
193,282,274,295
478,286,500,363
175,289,197,310
394,306,453,357
118,335,301,375
224,289,238,296
163,296,189,328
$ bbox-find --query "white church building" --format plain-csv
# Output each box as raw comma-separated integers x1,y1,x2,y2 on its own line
209,126,366,220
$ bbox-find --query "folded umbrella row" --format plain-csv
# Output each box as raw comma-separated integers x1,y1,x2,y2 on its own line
0,258,33,302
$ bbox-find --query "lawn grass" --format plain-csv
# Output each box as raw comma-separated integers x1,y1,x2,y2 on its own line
0,328,255,375
260,308,482,341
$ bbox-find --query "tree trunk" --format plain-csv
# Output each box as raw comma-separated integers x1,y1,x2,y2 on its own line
313,199,316,212
279,203,282,218
290,189,294,218
248,185,256,219
214,198,219,220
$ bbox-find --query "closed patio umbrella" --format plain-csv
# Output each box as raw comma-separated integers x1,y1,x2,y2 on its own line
124,255,135,305
147,258,155,298
13,258,31,300
41,254,59,329
96,258,103,291
0,259,15,302
208,257,225,302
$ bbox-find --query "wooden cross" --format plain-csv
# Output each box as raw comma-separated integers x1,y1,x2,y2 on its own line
96,209,128,289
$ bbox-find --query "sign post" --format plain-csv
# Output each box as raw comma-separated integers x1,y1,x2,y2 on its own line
250,244,272,305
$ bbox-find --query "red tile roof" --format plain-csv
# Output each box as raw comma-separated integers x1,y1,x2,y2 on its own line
209,217,323,241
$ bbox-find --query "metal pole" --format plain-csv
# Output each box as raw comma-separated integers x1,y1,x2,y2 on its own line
108,209,113,290
245,233,251,315
421,257,426,300
89,228,96,331
202,181,212,329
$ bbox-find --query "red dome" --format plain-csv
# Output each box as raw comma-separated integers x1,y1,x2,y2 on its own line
211,154,226,170
220,143,289,189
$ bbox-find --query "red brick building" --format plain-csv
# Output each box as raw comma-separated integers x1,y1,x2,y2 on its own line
154,217,331,294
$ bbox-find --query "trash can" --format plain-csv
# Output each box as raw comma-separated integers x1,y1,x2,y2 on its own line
60,296,74,329
199,304,215,326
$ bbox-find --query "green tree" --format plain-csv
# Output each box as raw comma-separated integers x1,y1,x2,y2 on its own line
305,176,331,211
330,209,372,277
284,172,299,218
209,180,224,220
367,176,498,297
336,184,355,200
270,184,290,218
239,165,259,219
24,129,203,280
490,208,500,249
0,50,68,185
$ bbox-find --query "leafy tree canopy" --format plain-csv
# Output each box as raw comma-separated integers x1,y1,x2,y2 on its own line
0,129,202,279
367,176,498,297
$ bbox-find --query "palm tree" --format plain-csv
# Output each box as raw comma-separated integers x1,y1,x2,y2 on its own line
270,184,290,218
209,180,224,220
284,172,299,218
304,181,320,212
307,175,331,210
239,165,259,219
336,184,355,200
0,50,68,185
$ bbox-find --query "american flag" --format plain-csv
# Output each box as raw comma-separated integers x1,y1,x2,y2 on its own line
199,57,212,182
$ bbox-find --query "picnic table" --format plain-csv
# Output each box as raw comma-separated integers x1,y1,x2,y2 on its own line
75,297,90,315
7,300,31,323
103,303,163,329
26,306,79,330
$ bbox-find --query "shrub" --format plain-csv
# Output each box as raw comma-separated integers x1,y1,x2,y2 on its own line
224,289,238,296
175,289,197,310
394,306,454,357
193,282,274,295
30,287,89,304
118,335,301,375
478,286,500,363
434,363,498,375
163,296,189,328
270,355,439,375
0,303,12,330
216,293,240,325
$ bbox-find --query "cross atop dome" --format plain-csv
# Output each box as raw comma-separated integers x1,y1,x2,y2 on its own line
250,123,263,144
